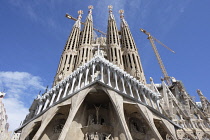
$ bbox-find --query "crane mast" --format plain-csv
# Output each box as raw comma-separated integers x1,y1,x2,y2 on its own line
140,29,173,85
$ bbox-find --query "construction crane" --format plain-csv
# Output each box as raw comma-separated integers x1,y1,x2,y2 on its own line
140,28,175,86
65,13,107,36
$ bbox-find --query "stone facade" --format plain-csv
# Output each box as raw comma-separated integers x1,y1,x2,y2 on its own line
16,6,210,140
0,92,11,140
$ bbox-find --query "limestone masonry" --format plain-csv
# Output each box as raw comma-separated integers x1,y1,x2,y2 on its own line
16,6,210,140
0,92,11,140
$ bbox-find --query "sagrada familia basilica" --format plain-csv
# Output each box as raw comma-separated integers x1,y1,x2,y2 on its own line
2,5,209,140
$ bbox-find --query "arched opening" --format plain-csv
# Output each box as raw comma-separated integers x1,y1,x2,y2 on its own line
25,121,41,140
39,105,70,140
64,88,126,139
153,119,168,140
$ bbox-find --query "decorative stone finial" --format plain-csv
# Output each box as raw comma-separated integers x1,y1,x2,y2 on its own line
108,5,113,13
119,9,124,19
77,10,83,20
88,5,93,14
88,5,93,9
161,77,164,81
197,89,203,96
150,77,153,82
78,10,83,15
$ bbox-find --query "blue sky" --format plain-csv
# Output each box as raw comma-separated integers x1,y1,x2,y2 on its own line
1,0,210,131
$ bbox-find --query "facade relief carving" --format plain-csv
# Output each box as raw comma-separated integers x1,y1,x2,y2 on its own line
84,132,112,140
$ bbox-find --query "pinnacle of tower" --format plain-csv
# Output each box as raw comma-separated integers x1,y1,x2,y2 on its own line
86,5,93,21
108,5,115,20
73,10,83,29
107,5,120,46
119,9,128,27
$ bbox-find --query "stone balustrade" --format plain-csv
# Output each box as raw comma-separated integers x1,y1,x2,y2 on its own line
26,55,161,123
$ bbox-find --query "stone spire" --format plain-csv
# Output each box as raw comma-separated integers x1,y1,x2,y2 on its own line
106,5,124,69
119,10,146,84
53,10,83,86
76,6,94,67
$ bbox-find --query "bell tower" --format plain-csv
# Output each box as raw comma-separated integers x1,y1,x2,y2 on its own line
119,10,146,84
106,5,124,69
76,6,94,68
54,10,83,85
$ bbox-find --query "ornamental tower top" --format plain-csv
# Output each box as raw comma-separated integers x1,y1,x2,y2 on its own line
53,5,146,85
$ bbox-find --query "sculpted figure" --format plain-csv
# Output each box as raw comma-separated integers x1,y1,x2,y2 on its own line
84,133,88,140
94,105,101,124
90,133,94,140
94,132,99,140
88,114,95,125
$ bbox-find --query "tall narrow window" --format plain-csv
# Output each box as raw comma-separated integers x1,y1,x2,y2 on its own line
63,55,68,70
119,50,122,64
132,54,136,68
137,56,142,73
73,55,77,69
114,48,117,62
128,54,132,68
110,48,113,61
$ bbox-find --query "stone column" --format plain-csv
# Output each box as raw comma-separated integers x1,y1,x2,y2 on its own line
140,88,148,105
107,67,111,86
69,77,76,94
49,92,56,106
43,96,50,110
120,75,126,94
85,68,89,86
56,87,63,102
114,70,119,90
127,80,134,98
91,64,96,82
77,73,83,90
100,63,104,83
148,93,154,108
62,82,70,98
135,85,141,101
36,101,44,115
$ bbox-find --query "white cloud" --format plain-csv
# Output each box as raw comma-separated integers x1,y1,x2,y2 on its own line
0,71,45,132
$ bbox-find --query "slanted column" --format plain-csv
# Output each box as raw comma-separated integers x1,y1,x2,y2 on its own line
62,82,70,98
107,67,111,86
100,63,104,83
148,93,154,108
127,80,134,98
114,70,119,90
36,100,44,115
156,98,161,112
49,91,56,106
135,85,141,101
77,73,83,90
85,68,90,86
43,95,50,110
56,87,63,102
91,64,96,82
120,75,126,94
69,77,76,94
140,88,148,105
